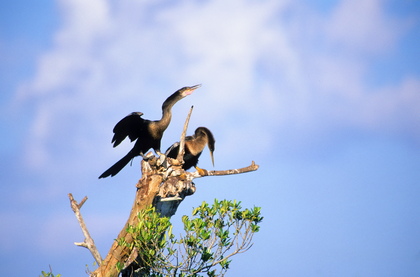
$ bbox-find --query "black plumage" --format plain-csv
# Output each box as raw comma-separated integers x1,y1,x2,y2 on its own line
99,85,200,178
165,127,215,170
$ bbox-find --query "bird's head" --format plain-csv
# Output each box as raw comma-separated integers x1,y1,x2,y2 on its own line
179,84,201,97
195,127,215,166
163,84,201,111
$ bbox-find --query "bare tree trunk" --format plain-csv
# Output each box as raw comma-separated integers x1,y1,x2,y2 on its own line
91,158,163,277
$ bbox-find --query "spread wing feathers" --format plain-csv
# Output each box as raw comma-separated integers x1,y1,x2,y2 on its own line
111,112,146,147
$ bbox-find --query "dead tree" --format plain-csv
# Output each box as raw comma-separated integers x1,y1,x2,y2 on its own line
69,108,259,277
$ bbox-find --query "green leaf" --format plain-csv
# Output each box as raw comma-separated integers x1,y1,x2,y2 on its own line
120,201,263,276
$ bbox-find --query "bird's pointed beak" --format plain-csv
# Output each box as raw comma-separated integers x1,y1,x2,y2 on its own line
190,84,201,90
186,84,201,94
210,151,215,167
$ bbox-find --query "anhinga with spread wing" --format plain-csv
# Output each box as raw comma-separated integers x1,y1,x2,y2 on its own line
99,85,200,178
165,127,215,170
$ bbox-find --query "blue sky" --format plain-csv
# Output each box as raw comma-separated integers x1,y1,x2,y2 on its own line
1,0,419,276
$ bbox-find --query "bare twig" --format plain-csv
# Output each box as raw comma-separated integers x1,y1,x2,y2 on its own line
176,105,194,163
68,193,103,265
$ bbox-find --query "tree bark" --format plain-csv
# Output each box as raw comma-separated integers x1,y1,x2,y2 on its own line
69,194,102,265
91,158,163,277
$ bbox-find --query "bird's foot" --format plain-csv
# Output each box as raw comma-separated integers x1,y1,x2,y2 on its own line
194,166,206,176
178,172,187,180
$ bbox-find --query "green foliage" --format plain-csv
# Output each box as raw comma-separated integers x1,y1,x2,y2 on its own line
39,267,61,277
118,206,173,273
118,200,263,276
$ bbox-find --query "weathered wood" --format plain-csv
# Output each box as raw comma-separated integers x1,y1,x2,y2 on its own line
91,160,162,277
176,105,194,163
188,161,260,179
68,193,102,265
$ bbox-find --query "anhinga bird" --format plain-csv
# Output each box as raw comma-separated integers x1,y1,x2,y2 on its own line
165,127,215,170
99,85,200,178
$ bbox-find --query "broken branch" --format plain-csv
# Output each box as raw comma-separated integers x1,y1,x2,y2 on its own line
68,193,103,265
176,105,194,163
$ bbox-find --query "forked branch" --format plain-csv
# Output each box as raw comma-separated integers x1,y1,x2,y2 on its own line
68,193,103,265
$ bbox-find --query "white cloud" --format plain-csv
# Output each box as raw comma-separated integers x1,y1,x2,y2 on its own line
279,0,419,138
360,77,420,133
16,0,110,99
326,0,399,54
15,0,420,176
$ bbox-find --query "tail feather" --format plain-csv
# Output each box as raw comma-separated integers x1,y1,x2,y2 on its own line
99,153,134,178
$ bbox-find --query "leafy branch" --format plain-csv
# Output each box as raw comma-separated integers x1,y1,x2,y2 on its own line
119,200,263,277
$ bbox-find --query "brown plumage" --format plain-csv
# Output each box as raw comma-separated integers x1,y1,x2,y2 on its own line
165,127,215,170
99,85,200,178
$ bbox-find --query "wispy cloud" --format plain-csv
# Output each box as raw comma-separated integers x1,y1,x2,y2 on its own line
15,0,419,176
326,0,400,54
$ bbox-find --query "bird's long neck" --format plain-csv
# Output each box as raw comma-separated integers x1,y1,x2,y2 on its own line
158,110,172,132
187,136,207,156
157,92,180,131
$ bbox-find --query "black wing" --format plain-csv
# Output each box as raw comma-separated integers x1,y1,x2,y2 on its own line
111,112,145,147
165,141,180,159
165,136,201,169
165,135,195,158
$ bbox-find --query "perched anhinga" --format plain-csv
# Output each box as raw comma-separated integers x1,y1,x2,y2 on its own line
99,85,200,178
165,127,215,170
